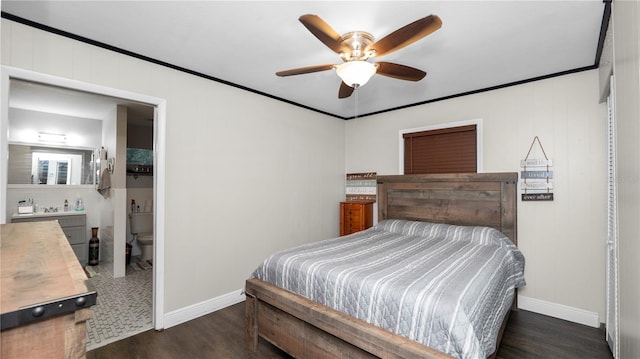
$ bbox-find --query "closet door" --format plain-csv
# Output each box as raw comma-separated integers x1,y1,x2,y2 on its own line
605,77,619,358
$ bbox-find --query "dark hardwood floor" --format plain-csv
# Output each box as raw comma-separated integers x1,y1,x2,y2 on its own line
496,310,611,359
87,302,612,359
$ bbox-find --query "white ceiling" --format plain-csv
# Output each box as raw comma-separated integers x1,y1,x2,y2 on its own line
2,1,607,119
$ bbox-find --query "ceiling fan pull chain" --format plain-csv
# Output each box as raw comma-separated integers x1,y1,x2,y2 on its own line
354,84,359,119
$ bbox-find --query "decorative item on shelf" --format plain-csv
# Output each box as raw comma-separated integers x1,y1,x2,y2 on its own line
126,148,154,179
345,172,377,202
520,136,553,201
88,227,100,266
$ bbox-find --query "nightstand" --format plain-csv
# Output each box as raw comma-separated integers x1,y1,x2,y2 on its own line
340,200,374,236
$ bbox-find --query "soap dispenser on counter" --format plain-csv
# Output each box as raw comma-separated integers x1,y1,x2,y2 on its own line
75,196,84,211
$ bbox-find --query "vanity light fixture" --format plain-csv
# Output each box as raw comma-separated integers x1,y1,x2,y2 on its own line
38,132,67,143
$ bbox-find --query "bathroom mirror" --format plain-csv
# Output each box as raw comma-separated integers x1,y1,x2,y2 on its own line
7,144,96,185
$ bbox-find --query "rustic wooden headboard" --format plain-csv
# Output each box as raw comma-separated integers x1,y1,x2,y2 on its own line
377,172,518,245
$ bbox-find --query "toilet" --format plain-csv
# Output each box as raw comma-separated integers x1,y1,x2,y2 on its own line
129,212,154,262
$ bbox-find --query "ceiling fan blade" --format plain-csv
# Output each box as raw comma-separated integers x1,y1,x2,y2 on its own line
276,64,336,77
375,62,426,81
299,14,348,54
367,15,442,58
338,82,354,99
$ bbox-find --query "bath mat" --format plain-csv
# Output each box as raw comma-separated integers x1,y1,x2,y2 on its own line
84,266,98,278
129,261,152,271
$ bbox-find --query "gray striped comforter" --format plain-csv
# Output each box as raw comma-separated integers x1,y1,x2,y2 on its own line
251,219,526,359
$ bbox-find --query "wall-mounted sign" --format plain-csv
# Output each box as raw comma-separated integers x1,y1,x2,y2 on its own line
521,181,554,190
521,171,554,179
521,136,553,201
346,172,377,202
522,193,554,201
521,159,553,167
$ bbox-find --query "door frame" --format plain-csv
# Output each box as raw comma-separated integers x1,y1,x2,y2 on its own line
0,65,168,330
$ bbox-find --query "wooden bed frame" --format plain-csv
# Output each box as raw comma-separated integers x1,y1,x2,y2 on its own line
246,172,518,359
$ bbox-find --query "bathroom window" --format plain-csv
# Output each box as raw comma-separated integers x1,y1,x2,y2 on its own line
37,159,68,184
33,152,82,185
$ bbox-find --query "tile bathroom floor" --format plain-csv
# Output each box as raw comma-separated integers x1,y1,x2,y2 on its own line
86,259,153,351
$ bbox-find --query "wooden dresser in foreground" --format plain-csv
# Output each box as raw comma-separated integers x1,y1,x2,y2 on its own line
1,221,96,358
11,212,87,265
340,200,375,236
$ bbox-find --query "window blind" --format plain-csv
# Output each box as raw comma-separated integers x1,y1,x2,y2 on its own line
403,124,477,174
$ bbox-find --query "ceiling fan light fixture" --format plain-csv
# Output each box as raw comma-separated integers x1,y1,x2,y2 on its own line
279,14,442,98
336,61,377,88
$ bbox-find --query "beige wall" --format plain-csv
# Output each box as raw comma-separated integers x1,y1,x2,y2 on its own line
345,70,608,321
1,19,346,313
612,0,640,357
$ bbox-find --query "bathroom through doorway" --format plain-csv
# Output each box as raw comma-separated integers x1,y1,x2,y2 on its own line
0,66,168,334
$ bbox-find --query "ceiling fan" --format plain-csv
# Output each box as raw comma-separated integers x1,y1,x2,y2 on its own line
276,14,443,99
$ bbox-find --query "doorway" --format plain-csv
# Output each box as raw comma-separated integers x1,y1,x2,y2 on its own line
0,66,167,333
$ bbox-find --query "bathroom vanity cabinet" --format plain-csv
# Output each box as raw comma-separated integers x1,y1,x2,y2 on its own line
11,213,87,265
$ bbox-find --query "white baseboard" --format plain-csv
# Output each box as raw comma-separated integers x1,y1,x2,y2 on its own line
518,295,601,328
162,292,601,330
163,289,246,329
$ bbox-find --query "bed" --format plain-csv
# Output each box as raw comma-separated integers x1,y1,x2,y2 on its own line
245,172,523,359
